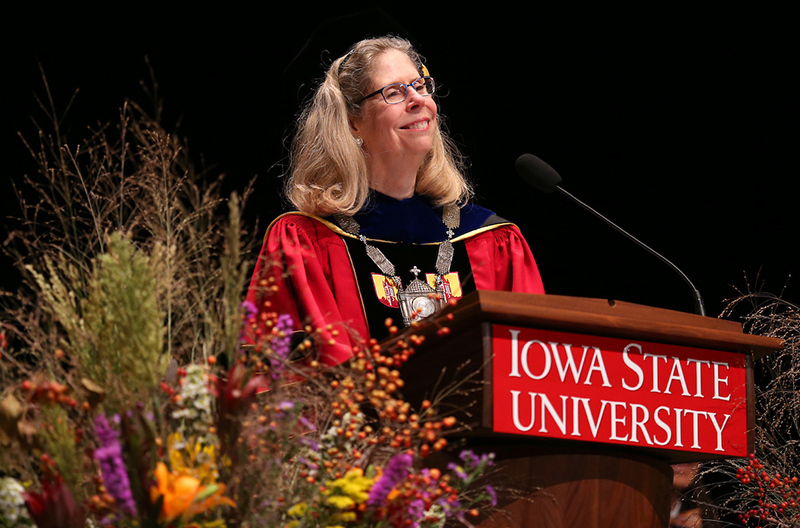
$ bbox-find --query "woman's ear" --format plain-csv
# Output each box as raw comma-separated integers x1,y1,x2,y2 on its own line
348,117,364,147
348,116,360,135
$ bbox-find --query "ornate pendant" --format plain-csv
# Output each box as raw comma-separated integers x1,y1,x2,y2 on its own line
397,267,446,326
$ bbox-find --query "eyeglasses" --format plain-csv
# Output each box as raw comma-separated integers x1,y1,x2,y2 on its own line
359,76,436,105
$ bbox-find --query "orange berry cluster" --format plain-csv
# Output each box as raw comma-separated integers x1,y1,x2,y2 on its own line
331,342,457,461
736,454,800,524
86,474,118,520
244,299,277,350
20,378,78,408
240,406,293,465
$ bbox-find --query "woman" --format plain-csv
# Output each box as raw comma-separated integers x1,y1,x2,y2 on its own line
246,36,544,366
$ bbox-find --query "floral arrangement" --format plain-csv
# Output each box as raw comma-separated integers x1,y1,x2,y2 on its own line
690,289,800,527
0,73,497,528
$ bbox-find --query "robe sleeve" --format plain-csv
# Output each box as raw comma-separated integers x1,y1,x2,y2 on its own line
244,214,369,366
464,224,545,294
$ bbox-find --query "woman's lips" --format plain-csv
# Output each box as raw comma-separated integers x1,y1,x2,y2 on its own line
401,118,431,130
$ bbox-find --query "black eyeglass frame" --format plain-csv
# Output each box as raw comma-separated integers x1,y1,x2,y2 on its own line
358,76,436,105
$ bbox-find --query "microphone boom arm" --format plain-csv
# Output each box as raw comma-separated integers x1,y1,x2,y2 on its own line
556,185,707,317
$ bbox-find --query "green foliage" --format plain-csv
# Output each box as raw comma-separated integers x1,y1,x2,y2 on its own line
82,232,169,412
38,405,80,500
0,64,259,476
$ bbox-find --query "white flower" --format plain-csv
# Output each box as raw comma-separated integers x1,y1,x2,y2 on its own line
172,365,214,429
0,477,31,526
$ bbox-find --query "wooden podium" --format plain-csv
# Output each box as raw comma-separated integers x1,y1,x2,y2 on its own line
393,291,783,528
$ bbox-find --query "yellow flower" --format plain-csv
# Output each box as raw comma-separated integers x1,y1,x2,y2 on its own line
150,462,235,522
335,511,357,522
326,495,355,510
323,468,375,512
167,432,220,483
335,469,373,500
287,502,308,517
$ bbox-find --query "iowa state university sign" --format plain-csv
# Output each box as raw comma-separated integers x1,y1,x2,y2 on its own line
491,324,750,458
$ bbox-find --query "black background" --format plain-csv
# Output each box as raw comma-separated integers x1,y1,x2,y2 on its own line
3,5,798,319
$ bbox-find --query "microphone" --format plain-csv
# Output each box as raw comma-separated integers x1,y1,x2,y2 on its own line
515,153,707,317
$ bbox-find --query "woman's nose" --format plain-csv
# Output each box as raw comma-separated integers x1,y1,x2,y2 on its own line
405,87,427,108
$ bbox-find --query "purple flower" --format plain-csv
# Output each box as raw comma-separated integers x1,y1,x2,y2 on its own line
459,449,494,469
447,461,468,481
295,456,319,471
240,300,257,318
435,495,461,518
94,414,137,519
406,498,426,528
276,401,295,414
299,435,319,450
298,414,316,433
485,484,497,507
367,453,413,508
264,313,295,379
239,301,259,343
272,313,293,361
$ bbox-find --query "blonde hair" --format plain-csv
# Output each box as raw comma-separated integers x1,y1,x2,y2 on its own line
284,35,472,216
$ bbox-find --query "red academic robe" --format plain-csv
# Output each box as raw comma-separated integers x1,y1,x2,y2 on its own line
245,212,545,366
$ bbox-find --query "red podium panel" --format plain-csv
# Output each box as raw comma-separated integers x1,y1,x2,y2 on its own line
491,325,750,459
393,291,783,528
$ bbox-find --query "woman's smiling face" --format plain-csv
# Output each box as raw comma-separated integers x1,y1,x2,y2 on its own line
350,49,438,175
